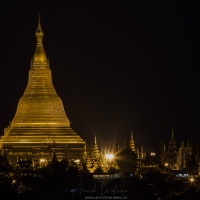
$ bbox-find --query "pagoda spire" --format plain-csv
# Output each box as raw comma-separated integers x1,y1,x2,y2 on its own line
187,139,190,147
196,148,199,162
36,14,43,45
130,130,136,153
171,126,174,140
94,134,97,145
167,127,177,169
164,143,166,151
93,134,99,156
181,139,184,148
33,14,48,63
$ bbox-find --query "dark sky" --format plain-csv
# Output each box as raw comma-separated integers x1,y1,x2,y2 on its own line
0,1,199,152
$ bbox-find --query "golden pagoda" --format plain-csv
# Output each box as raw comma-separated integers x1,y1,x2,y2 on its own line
0,17,85,167
130,130,136,153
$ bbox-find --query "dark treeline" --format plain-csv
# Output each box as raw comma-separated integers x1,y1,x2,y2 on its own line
1,154,200,200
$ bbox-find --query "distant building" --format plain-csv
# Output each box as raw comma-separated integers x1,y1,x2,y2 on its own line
176,140,191,170
159,142,167,165
115,132,138,177
167,127,178,169
84,135,119,173
115,144,138,177
158,127,200,175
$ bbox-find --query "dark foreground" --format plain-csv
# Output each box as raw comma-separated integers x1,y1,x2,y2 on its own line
1,168,200,200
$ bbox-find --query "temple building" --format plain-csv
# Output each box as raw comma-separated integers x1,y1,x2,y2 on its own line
0,17,85,167
176,140,191,170
167,127,178,169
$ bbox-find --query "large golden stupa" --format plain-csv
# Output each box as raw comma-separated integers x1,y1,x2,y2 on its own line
0,17,85,166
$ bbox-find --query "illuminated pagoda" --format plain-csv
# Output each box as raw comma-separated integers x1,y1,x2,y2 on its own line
0,17,85,167
167,127,178,169
85,135,101,173
130,130,136,153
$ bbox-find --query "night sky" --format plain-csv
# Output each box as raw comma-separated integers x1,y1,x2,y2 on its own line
0,1,199,152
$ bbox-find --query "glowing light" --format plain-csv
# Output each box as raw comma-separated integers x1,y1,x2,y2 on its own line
106,154,114,160
164,163,168,167
150,152,156,156
40,158,46,163
189,177,195,183
74,159,80,163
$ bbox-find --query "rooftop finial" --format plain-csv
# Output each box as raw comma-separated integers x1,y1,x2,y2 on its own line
94,134,97,145
171,125,174,139
181,139,184,147
39,13,41,25
35,13,44,45
33,14,47,63
130,130,136,152
131,130,133,140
